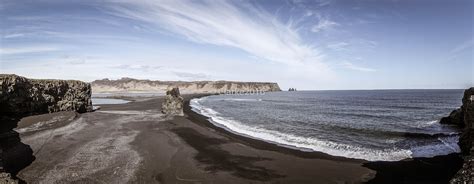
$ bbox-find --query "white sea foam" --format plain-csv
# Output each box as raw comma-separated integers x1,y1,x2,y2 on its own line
223,98,263,102
190,98,461,161
411,137,460,158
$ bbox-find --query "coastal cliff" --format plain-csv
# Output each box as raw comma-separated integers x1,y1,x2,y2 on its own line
91,78,281,94
442,88,474,183
0,74,92,182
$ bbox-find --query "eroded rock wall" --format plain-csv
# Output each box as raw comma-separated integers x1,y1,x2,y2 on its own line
449,87,474,183
0,74,93,181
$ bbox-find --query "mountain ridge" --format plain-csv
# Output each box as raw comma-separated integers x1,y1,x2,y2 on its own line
91,77,281,94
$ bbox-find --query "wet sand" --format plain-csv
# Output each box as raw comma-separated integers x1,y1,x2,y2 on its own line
15,95,462,183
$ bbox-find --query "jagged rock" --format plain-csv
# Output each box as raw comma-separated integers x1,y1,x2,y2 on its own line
0,74,93,115
449,87,474,183
0,172,18,184
457,88,474,155
0,74,92,180
161,87,184,116
440,109,464,127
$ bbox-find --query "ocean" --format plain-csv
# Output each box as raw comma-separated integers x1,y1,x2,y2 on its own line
190,89,464,161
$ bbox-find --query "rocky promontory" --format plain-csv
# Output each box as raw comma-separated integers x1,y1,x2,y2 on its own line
0,74,93,182
91,78,281,94
441,87,474,183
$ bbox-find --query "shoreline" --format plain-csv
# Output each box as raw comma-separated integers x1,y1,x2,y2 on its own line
183,94,363,162
183,94,464,183
13,94,464,183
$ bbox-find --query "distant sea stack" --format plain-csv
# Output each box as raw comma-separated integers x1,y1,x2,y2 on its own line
161,87,184,116
440,87,474,183
0,74,92,182
91,77,281,94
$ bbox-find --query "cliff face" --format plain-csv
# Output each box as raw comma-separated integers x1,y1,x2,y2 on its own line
446,88,474,183
91,78,281,94
0,74,93,116
0,74,93,181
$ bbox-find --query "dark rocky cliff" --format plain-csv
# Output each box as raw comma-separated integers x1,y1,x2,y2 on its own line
442,88,474,183
0,74,93,182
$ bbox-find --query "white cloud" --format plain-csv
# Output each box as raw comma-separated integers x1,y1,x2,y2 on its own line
0,46,59,55
174,71,209,80
446,38,474,61
327,42,349,51
104,0,324,66
340,61,376,72
311,18,339,33
113,64,163,71
3,33,25,38
449,39,473,55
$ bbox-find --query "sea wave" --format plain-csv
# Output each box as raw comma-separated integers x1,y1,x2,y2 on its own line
222,98,263,102
190,97,460,161
319,123,458,139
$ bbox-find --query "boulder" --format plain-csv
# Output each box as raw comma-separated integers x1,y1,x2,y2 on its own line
161,87,184,116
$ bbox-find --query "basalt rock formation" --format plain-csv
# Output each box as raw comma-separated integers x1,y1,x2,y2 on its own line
0,74,93,182
161,87,184,116
442,87,474,183
91,77,281,94
440,109,464,127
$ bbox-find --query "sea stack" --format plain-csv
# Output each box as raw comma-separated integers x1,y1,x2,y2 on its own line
442,87,474,183
161,87,184,116
0,74,93,182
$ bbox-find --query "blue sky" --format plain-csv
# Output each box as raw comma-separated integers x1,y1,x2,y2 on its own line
0,0,472,90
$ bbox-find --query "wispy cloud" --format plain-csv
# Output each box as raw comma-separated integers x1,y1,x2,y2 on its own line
0,46,59,55
104,0,323,66
327,42,349,51
449,39,473,55
3,33,25,38
113,64,163,71
311,16,339,33
446,38,474,61
340,61,376,72
174,71,209,80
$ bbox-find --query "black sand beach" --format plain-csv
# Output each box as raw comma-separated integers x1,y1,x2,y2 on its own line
14,95,463,183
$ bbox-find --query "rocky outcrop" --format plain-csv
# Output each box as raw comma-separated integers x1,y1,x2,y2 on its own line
0,172,18,184
91,78,281,94
443,88,474,183
0,74,93,115
161,87,184,116
440,109,464,127
0,74,93,181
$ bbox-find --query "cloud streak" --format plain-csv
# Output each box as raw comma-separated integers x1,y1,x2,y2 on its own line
104,0,323,66
311,15,339,33
0,46,59,55
341,61,376,72
327,42,349,51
